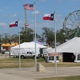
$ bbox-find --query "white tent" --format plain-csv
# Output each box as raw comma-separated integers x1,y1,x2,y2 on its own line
49,37,80,53
10,42,46,57
11,42,46,49
49,37,80,62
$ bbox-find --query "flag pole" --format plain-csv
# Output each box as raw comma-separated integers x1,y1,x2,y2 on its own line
18,19,21,70
54,11,57,75
34,2,37,71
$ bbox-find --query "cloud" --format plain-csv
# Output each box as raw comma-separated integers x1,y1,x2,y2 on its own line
0,23,7,27
10,14,17,17
32,10,40,14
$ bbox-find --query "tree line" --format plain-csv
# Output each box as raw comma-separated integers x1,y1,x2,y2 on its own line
0,27,79,47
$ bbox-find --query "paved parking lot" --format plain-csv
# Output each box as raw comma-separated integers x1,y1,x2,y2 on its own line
0,67,80,80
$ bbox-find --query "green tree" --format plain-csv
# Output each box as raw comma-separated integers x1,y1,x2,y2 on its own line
10,34,19,42
56,29,66,43
20,27,34,43
56,27,78,44
2,33,11,43
41,27,54,46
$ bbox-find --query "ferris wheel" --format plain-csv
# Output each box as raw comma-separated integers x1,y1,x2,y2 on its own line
63,10,80,38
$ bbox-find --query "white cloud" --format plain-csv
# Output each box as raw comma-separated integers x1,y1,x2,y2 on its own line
32,11,40,14
10,14,17,17
0,23,7,27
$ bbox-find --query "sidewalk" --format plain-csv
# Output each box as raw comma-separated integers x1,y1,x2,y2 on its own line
0,67,80,80
0,72,34,80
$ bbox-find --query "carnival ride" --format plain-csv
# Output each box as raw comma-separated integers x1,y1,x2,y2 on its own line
63,10,80,39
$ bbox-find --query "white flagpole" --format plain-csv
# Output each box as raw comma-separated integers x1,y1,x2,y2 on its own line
54,11,57,75
18,19,21,69
34,2,37,71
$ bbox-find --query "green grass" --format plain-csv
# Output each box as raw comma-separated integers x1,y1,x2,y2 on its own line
0,57,35,68
0,57,80,68
38,76,80,80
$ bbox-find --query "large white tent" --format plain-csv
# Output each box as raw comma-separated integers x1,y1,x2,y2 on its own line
11,42,46,49
49,37,80,62
10,42,46,57
49,37,80,53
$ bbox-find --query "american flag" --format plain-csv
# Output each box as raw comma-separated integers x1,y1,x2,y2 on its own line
23,4,34,10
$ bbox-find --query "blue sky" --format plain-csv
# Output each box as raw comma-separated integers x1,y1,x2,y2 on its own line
0,0,80,35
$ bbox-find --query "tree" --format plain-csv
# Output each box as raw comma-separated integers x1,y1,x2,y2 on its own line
2,33,11,43
10,34,19,42
0,34,3,44
56,27,78,44
56,29,66,43
41,27,54,46
20,27,34,43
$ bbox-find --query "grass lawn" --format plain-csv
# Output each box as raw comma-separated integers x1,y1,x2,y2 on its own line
0,57,80,68
38,76,80,80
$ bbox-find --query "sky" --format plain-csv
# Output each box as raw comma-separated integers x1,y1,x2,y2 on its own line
0,0,80,35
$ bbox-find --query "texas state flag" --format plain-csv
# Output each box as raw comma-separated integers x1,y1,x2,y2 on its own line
9,21,18,28
43,14,54,21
